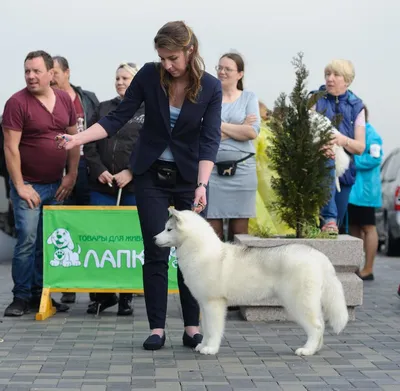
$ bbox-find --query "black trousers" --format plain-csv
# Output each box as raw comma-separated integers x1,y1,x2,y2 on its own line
64,158,91,206
134,161,206,329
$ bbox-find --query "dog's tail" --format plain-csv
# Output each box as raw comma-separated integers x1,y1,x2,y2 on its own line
321,263,349,334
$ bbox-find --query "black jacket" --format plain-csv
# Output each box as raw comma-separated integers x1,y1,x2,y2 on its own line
98,62,222,183
71,84,99,127
84,97,144,195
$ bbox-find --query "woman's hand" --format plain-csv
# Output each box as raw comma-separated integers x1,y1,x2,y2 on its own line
98,171,114,186
55,134,81,151
321,131,348,159
243,114,257,126
331,131,348,147
192,185,207,214
321,144,335,159
114,169,133,188
221,131,230,141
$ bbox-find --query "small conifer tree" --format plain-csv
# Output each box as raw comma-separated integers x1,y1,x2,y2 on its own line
268,53,333,238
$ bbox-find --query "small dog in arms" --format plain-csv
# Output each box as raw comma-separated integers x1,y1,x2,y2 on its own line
309,110,350,192
154,208,349,356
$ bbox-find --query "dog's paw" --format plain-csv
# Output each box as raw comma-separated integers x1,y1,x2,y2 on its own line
50,260,60,267
72,261,81,266
295,347,316,356
199,345,219,355
62,261,72,267
194,343,205,352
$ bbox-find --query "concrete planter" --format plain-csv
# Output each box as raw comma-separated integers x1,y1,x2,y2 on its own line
233,234,363,321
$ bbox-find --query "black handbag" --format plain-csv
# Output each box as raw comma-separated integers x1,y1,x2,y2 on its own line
215,153,255,177
155,165,177,187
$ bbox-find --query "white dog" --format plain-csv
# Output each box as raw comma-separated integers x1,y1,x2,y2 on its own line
47,228,81,267
154,208,349,356
309,110,350,192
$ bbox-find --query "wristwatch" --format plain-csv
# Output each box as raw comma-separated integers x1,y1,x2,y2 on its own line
197,182,207,189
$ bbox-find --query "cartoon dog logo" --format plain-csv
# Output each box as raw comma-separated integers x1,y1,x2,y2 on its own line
222,167,234,176
47,228,81,267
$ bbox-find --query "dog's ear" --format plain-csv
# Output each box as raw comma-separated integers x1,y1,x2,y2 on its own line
46,234,54,244
168,207,182,222
66,233,74,250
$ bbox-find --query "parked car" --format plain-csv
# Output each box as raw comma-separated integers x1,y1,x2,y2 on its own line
376,148,400,256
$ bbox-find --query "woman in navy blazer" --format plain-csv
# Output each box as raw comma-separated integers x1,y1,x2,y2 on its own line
57,21,222,351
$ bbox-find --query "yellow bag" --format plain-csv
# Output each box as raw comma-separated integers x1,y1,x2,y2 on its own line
249,121,294,237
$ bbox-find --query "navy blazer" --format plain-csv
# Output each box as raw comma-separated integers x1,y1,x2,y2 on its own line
98,62,222,183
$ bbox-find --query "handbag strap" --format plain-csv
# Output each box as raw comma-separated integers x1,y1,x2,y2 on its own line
235,153,255,164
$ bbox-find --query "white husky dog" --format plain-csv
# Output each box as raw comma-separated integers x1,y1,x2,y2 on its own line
154,208,349,356
309,110,350,192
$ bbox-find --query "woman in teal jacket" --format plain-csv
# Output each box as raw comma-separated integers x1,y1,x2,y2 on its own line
348,107,383,281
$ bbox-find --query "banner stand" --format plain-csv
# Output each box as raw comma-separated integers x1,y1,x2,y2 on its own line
36,287,180,321
37,288,56,320
39,206,179,321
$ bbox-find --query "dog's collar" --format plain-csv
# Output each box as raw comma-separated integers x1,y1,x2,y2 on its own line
56,243,69,250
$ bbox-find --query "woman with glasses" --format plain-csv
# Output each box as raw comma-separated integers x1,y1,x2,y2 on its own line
83,62,145,316
207,53,260,250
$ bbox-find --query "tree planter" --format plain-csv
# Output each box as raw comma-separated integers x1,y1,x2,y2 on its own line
233,234,363,321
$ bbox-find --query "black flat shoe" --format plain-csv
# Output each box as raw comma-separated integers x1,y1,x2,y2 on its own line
356,271,374,281
182,332,203,348
143,333,166,350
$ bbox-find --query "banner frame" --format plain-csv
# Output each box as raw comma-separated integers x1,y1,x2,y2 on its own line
37,205,179,321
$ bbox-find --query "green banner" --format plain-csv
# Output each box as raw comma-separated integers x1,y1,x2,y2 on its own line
43,206,178,291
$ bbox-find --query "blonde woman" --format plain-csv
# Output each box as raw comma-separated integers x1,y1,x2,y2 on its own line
82,62,144,316
312,59,365,235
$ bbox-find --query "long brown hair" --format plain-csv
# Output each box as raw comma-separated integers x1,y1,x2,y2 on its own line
220,52,244,91
154,21,204,103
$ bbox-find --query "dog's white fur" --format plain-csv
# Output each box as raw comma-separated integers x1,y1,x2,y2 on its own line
309,110,350,192
47,228,81,267
154,208,349,356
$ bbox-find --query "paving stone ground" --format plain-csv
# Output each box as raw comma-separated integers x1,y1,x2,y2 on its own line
0,249,400,391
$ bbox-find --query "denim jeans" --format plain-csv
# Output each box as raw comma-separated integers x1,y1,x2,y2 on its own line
90,190,136,206
320,164,352,228
10,180,62,301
